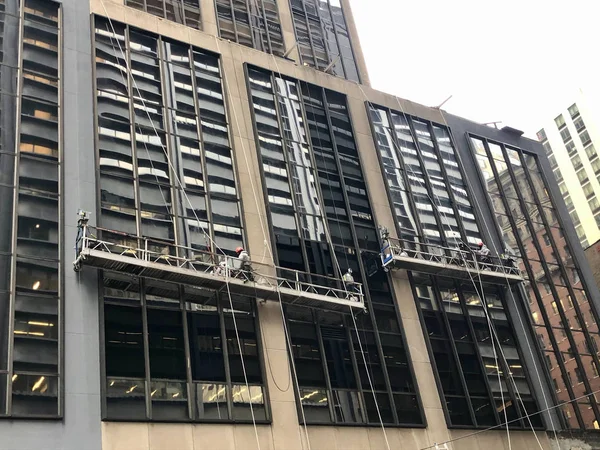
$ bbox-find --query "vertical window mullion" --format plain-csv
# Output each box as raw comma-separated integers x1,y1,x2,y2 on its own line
139,279,153,420
513,147,600,424
474,136,581,428
317,87,399,424
489,139,592,427
189,46,214,248
314,320,336,423
217,293,234,419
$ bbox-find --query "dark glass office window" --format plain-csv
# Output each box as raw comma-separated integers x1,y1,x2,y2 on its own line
216,0,284,56
102,273,268,422
0,0,62,418
471,135,600,430
247,67,423,426
94,17,244,255
289,0,360,82
125,0,202,30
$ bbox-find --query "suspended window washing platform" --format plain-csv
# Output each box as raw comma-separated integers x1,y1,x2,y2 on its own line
73,222,365,313
380,238,523,285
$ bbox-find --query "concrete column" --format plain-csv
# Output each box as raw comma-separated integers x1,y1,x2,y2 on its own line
275,0,300,64
339,0,371,87
346,93,452,446
200,0,218,37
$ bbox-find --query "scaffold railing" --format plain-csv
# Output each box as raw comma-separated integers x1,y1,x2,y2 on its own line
73,223,365,312
380,237,522,283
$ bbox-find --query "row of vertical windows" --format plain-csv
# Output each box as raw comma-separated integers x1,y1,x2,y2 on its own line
0,0,61,418
368,105,483,251
289,0,360,82
247,67,423,426
123,0,361,82
94,17,243,256
125,0,202,30
367,105,542,429
471,136,600,430
215,0,285,57
94,18,259,422
102,271,267,422
412,275,542,429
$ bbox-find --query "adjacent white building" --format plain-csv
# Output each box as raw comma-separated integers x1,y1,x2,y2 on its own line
537,88,600,248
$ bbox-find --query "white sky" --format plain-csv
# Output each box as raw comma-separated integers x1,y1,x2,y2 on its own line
350,0,600,138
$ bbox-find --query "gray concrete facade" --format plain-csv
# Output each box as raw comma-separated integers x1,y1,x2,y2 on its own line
0,0,103,449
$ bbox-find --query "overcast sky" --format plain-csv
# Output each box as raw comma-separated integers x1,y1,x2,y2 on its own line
350,0,600,138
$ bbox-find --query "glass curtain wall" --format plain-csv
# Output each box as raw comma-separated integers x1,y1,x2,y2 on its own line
247,66,423,426
103,271,268,422
94,18,263,422
215,0,285,57
471,135,600,430
124,0,202,30
0,0,62,418
288,0,359,82
367,106,542,429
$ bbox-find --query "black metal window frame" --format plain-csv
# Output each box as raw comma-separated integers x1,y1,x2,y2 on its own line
100,270,271,423
0,0,63,419
365,104,545,430
468,134,600,430
366,104,485,252
124,0,202,30
409,273,545,430
92,16,269,423
245,64,425,427
288,0,360,82
92,16,246,257
214,0,285,57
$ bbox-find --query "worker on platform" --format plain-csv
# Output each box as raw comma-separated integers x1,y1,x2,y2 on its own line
236,246,254,282
475,241,491,266
342,268,360,300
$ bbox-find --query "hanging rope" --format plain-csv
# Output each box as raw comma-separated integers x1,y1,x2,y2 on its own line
96,5,263,448
436,107,560,445
266,44,392,448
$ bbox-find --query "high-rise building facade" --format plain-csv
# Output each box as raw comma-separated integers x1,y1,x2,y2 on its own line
536,89,600,249
0,1,599,449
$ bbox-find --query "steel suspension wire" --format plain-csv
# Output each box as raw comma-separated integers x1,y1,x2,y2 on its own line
276,289,313,450
435,107,560,445
97,4,263,448
266,44,392,448
349,80,519,448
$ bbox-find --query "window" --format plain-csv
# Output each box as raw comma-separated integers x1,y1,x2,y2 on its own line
561,127,572,143
289,0,360,82
537,129,547,142
548,154,557,169
248,67,423,426
583,182,595,199
592,159,600,175
566,140,576,155
580,130,592,146
589,196,600,214
577,168,589,184
569,103,580,118
573,117,586,132
543,141,552,155
124,0,202,30
586,144,598,161
103,274,267,422
571,154,583,170
0,0,62,418
555,114,566,129
215,0,285,56
94,18,244,255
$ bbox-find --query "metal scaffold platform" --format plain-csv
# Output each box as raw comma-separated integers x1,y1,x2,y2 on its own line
381,237,523,285
73,222,365,313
